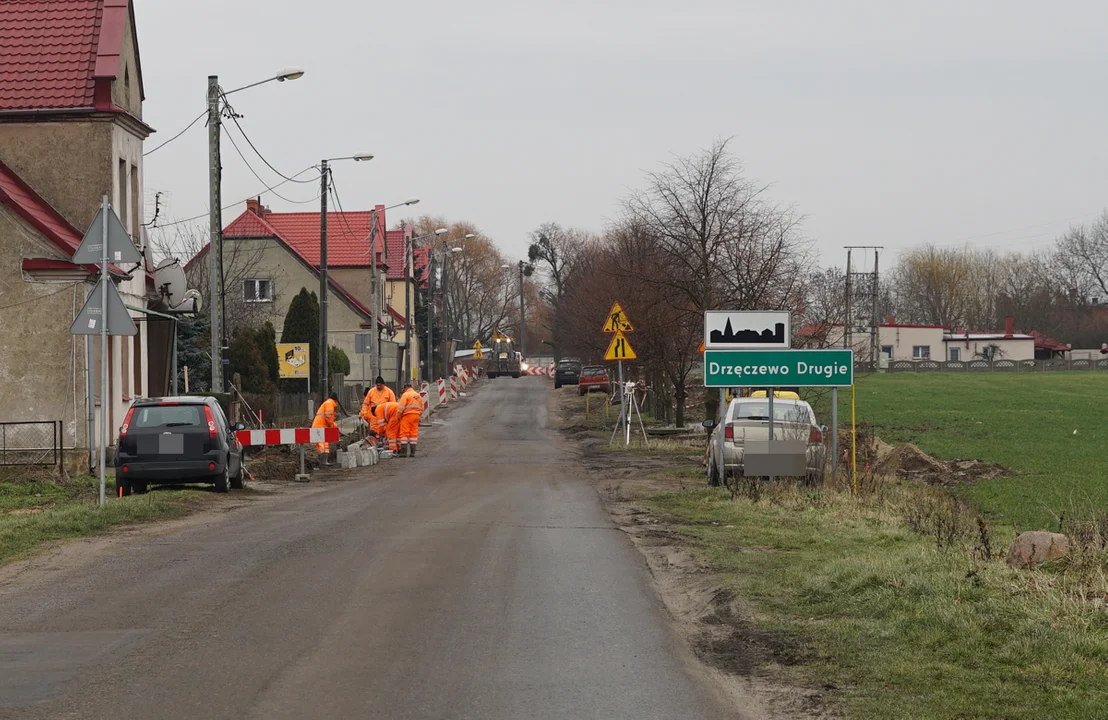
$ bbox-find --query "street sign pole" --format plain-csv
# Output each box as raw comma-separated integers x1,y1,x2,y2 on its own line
97,195,108,507
832,387,839,481
768,388,775,484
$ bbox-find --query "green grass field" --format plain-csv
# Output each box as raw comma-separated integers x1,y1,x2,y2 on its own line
803,372,1108,529
0,471,201,565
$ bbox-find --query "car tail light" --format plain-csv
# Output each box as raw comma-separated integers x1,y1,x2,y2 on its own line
724,425,734,440
122,465,129,473
204,406,218,439
809,426,823,443
209,462,216,470
119,407,135,439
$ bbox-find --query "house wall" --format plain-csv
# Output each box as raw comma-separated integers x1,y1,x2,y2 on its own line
384,277,419,360
877,327,945,360
942,338,1034,362
109,14,143,119
0,206,91,460
218,239,371,385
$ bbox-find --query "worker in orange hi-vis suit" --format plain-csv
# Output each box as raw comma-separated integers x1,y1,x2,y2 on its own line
397,382,423,458
312,392,340,461
364,376,396,409
374,400,400,453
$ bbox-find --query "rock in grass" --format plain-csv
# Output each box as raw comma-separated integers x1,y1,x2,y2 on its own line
1006,531,1069,569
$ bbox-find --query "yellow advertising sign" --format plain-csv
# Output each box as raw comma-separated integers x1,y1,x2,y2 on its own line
604,330,637,361
277,343,310,379
602,302,634,333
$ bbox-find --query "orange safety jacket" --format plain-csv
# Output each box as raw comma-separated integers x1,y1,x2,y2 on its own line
398,389,423,417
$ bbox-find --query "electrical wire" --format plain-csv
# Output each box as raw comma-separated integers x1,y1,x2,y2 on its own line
220,91,316,184
154,167,320,229
0,282,81,311
222,123,321,206
327,174,368,243
143,110,207,157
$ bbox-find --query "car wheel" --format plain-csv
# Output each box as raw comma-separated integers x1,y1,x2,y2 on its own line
707,460,721,487
230,461,246,490
554,382,561,389
118,478,132,497
133,482,148,495
512,373,520,379
578,387,585,396
214,466,230,494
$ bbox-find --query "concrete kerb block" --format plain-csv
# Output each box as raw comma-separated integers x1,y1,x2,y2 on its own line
336,450,357,469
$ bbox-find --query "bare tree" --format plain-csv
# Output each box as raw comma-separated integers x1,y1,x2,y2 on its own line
156,221,285,334
528,222,593,359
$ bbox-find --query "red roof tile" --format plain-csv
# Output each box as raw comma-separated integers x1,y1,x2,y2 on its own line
0,0,134,112
225,208,390,268
413,247,429,289
385,227,414,280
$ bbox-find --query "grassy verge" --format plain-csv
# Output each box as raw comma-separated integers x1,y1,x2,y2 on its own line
646,481,1108,719
803,372,1108,529
0,470,203,566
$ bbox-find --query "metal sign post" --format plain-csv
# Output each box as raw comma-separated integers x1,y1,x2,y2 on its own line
69,197,141,507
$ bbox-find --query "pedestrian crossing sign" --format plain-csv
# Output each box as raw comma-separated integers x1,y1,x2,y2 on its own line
604,330,637,361
602,302,634,333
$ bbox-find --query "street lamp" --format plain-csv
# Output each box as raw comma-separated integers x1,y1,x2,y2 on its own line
318,154,373,395
208,68,304,393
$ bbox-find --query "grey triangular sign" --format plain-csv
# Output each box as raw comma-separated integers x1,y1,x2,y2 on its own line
72,205,142,265
69,278,138,336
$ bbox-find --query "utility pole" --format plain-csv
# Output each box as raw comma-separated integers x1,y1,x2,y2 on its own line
404,232,412,385
518,260,526,358
426,250,435,381
207,75,225,393
319,160,330,396
844,248,852,351
369,207,380,383
844,246,883,366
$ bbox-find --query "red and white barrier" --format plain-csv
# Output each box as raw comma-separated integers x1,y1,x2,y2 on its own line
236,427,339,447
523,366,553,376
420,382,430,421
450,375,458,400
459,368,469,390
437,378,447,405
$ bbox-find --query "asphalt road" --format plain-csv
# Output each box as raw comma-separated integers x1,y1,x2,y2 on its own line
0,378,733,719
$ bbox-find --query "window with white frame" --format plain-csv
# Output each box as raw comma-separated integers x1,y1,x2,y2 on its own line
949,347,961,361
243,279,274,303
912,345,930,360
880,345,893,359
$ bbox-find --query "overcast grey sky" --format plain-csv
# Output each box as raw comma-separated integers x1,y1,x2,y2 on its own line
141,0,1108,267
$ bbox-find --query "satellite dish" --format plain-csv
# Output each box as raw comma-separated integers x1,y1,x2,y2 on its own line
170,288,202,314
154,258,188,306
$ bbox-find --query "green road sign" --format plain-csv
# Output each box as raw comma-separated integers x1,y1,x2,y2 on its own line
704,349,854,388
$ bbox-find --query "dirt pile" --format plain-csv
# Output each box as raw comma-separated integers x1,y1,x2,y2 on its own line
875,443,1010,485
246,447,314,482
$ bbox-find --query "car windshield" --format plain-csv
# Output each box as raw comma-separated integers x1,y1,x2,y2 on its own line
581,368,605,376
132,405,205,428
733,402,809,424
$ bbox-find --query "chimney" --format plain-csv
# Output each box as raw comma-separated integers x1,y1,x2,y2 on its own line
245,196,270,217
1004,315,1014,337
886,315,895,326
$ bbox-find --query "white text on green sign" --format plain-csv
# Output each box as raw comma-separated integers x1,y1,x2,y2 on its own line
703,349,854,387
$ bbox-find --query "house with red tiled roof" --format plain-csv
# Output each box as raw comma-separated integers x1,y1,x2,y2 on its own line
0,0,171,471
188,200,422,387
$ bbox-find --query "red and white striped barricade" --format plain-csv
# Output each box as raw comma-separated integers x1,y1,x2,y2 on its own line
459,367,469,391
235,427,341,482
420,382,430,424
437,378,447,405
450,375,458,400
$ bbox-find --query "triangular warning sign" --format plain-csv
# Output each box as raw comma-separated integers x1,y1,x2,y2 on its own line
72,204,142,265
473,340,483,350
602,302,634,333
69,278,138,336
604,330,637,361
473,349,484,359
698,341,705,354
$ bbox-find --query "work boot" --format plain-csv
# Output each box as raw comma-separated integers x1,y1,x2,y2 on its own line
399,443,409,458
408,444,417,458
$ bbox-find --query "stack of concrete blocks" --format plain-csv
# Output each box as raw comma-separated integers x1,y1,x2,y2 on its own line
344,441,379,467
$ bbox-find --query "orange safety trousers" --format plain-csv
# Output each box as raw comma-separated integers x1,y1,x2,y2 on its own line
375,402,400,451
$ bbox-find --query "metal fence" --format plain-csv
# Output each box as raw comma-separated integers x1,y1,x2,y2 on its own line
0,421,61,466
856,358,1108,374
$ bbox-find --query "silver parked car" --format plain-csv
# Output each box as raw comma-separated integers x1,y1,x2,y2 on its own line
703,396,828,486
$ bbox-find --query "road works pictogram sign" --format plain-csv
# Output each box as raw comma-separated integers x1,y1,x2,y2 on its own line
602,302,634,333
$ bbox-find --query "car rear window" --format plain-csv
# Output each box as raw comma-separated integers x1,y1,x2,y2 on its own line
581,367,606,376
132,405,206,428
734,402,810,423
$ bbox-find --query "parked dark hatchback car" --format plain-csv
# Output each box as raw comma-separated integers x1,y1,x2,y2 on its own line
114,397,245,495
554,360,581,389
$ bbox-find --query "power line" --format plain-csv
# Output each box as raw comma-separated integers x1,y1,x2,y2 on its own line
327,173,365,242
143,109,207,157
223,123,322,205
153,166,320,228
220,92,316,184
